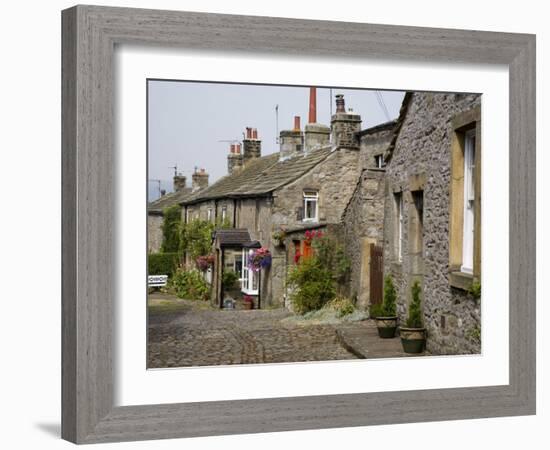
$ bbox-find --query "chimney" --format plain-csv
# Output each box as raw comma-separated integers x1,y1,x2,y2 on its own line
331,94,361,149
279,116,304,160
243,127,261,164
309,87,317,123
173,174,187,192
304,87,329,152
227,143,243,174
192,168,209,192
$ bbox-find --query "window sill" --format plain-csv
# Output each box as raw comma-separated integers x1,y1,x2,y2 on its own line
449,271,474,291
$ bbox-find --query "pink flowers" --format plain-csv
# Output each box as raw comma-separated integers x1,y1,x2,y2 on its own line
304,229,323,243
248,247,272,272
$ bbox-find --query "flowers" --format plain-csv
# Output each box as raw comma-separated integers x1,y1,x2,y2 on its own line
294,251,302,264
247,247,272,272
195,254,215,272
304,229,323,243
272,228,287,244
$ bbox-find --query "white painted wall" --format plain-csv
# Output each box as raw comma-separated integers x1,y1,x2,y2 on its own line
0,1,547,449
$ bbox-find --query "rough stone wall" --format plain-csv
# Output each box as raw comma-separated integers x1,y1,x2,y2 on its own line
382,92,481,355
359,127,394,169
342,169,386,308
147,214,164,253
271,148,361,228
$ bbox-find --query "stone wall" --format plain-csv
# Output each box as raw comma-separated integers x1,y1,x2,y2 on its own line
342,169,386,308
147,214,163,253
271,148,361,228
382,92,482,355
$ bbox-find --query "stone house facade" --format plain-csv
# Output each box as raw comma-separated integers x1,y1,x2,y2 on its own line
147,170,209,253
380,92,481,354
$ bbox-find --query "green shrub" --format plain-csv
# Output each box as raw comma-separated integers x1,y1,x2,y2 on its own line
327,297,355,318
406,280,424,328
161,205,182,253
222,270,239,289
288,257,335,314
180,219,215,262
381,275,397,317
171,268,210,301
369,303,383,319
148,252,180,277
313,235,351,285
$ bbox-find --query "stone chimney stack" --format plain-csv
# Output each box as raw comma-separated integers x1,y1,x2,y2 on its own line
304,87,330,152
242,127,262,165
173,174,187,192
192,168,209,192
279,116,304,160
227,143,243,174
331,94,361,149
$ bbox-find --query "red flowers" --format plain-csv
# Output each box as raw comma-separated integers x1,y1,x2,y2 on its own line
294,251,302,264
304,229,323,243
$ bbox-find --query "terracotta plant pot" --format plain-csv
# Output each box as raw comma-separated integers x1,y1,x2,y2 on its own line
375,316,398,338
243,301,253,310
400,327,426,353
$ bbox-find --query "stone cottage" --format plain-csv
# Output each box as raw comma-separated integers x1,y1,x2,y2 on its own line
181,90,364,309
344,91,481,354
147,169,209,253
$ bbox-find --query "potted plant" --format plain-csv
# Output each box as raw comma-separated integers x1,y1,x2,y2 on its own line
374,275,398,338
243,295,254,310
400,280,426,353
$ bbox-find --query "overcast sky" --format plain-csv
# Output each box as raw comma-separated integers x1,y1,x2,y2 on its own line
148,80,405,201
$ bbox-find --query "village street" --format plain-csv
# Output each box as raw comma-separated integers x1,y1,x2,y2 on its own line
148,293,418,368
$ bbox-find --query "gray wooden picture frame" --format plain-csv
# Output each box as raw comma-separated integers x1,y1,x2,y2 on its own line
61,5,536,444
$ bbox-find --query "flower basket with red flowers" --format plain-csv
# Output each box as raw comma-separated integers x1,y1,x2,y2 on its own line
195,253,215,272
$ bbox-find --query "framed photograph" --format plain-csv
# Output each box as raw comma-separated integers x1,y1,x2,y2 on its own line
62,5,535,444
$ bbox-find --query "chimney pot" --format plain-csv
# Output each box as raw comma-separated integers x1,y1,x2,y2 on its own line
252,128,258,139
246,127,252,139
293,116,301,131
236,143,241,154
335,94,346,113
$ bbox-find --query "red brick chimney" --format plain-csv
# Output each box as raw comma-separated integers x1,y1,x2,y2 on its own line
309,87,317,123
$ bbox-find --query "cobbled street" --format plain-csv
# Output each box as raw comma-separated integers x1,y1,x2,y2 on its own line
147,294,417,368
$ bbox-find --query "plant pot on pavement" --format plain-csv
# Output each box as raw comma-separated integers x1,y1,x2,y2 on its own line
375,316,398,338
400,327,426,353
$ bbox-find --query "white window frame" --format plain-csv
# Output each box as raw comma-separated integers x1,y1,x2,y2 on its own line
395,192,403,262
461,129,476,274
221,206,227,222
241,248,259,295
207,208,212,222
375,154,385,169
303,190,319,222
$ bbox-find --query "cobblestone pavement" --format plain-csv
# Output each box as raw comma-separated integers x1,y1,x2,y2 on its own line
147,294,416,368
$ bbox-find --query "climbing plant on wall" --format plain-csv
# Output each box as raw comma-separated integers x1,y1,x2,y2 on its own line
161,205,182,253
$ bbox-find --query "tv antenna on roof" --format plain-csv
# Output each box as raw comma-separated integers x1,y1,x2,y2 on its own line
168,164,179,176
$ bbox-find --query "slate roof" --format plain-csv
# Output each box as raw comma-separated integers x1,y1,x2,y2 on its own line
183,146,333,205
214,229,252,247
148,187,193,215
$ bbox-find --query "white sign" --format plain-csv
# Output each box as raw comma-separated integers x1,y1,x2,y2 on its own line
147,275,168,287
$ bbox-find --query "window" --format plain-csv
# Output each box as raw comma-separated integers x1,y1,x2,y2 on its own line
394,192,403,262
221,206,227,223
411,190,424,255
448,106,481,289
207,208,212,222
461,129,476,273
303,190,319,222
241,248,259,295
374,154,385,169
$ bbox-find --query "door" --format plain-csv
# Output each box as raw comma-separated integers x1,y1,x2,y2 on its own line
370,244,384,305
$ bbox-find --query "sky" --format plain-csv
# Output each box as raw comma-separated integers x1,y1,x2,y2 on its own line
148,80,405,201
